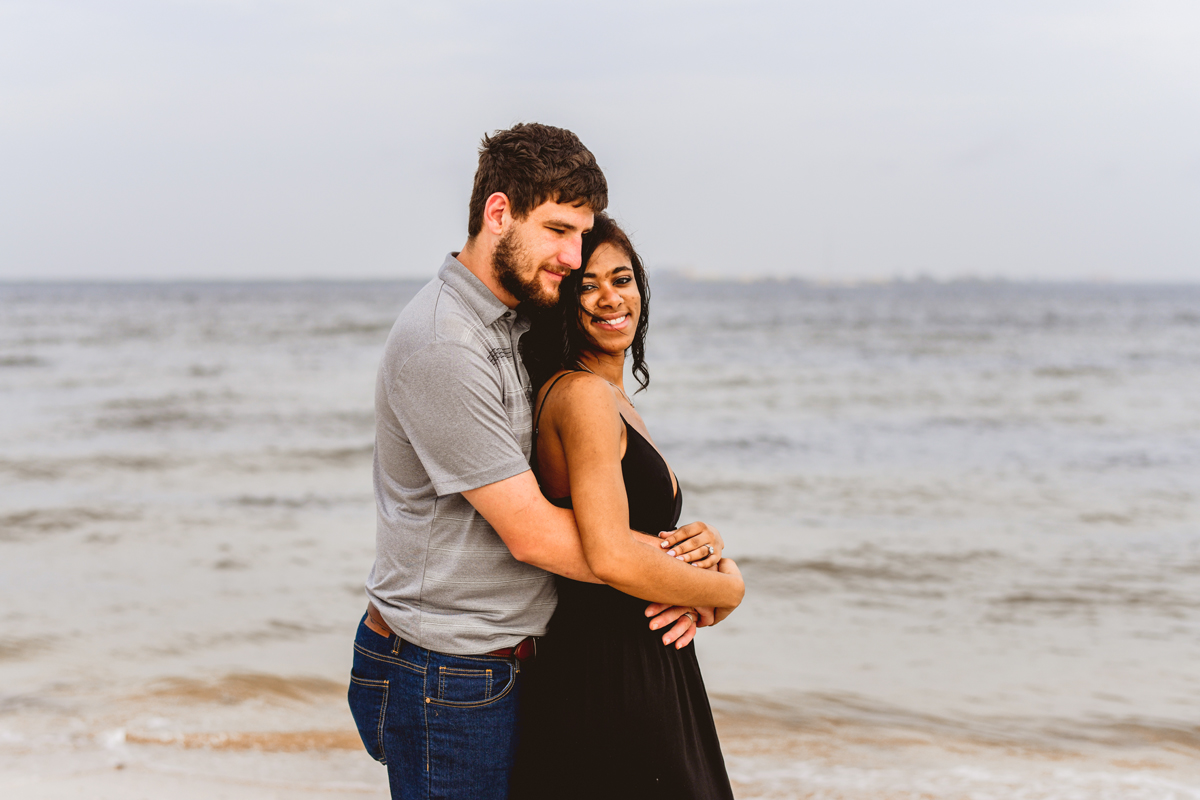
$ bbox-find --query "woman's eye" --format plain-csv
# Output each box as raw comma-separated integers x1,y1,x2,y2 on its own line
614,277,632,285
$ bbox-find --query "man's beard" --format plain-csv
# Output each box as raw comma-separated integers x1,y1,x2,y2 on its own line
493,227,560,309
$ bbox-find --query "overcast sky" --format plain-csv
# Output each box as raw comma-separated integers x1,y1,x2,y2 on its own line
2,0,1198,282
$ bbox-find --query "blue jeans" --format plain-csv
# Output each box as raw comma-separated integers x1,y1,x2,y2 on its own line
347,614,523,800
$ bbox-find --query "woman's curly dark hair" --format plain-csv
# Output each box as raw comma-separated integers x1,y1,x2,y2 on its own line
521,214,650,395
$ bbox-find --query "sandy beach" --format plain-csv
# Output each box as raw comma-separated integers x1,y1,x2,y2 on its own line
5,682,1200,799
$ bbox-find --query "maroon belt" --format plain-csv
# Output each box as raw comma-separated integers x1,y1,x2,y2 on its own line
485,637,538,661
366,604,538,661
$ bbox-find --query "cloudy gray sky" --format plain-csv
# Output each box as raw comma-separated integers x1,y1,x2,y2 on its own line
2,0,1198,282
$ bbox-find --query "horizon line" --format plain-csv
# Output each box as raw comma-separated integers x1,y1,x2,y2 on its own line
2,273,1198,288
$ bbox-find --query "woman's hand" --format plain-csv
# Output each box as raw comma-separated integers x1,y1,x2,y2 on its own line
711,558,743,625
658,521,724,569
643,603,700,649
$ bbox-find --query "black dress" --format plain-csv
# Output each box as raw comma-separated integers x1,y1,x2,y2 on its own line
511,376,734,800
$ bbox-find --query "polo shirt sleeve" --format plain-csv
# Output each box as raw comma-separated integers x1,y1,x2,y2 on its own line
387,340,531,497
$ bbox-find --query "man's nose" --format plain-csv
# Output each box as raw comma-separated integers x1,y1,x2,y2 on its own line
560,235,583,270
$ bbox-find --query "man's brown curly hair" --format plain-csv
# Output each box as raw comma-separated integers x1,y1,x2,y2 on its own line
467,123,608,238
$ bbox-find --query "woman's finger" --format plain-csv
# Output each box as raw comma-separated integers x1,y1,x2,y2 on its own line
658,521,711,549
647,604,690,631
666,534,713,559
660,612,696,646
670,535,706,554
673,622,697,649
673,539,721,565
643,601,671,618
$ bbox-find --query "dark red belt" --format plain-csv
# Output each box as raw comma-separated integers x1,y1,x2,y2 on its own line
485,637,538,661
366,604,538,661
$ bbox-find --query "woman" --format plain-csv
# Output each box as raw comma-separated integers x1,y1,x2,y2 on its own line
512,215,743,800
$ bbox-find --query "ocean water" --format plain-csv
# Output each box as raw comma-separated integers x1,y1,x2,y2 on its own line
1,277,1199,797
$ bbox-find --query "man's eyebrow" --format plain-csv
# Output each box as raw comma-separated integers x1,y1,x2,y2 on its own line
545,218,585,232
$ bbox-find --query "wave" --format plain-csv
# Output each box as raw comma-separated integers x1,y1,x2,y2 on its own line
95,393,235,432
142,620,336,657
992,585,1200,615
122,729,361,752
284,444,375,464
0,445,376,482
0,354,46,368
739,549,1200,619
0,454,189,482
227,492,370,509
138,672,345,706
309,320,394,337
711,690,1200,753
0,507,134,540
0,636,50,662
738,548,1003,590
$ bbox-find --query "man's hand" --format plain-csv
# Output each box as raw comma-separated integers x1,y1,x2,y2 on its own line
658,521,724,569
643,603,699,649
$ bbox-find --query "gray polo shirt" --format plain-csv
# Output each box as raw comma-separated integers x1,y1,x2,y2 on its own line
365,254,556,655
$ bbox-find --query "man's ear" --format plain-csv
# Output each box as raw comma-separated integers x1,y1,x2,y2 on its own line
482,192,510,236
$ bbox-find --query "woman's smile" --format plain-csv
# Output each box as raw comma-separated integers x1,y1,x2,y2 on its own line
591,313,630,330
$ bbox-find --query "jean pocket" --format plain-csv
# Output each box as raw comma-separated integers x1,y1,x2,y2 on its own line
428,660,515,708
348,671,389,763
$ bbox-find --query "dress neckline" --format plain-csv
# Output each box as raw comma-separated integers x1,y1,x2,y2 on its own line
547,416,679,506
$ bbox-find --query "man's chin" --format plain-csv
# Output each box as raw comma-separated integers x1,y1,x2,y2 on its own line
525,278,561,309
541,286,564,306
526,290,560,310
495,257,562,309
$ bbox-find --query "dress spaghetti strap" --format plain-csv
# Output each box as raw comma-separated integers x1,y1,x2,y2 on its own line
531,370,577,480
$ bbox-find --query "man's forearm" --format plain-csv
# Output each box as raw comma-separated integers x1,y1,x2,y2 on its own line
462,471,600,583
508,501,602,583
461,471,692,586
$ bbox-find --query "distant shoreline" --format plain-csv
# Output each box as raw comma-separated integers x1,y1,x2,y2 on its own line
3,275,1199,288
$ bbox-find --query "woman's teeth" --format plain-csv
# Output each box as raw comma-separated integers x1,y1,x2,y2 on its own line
596,315,627,326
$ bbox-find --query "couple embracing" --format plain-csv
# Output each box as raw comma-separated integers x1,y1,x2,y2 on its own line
348,122,745,800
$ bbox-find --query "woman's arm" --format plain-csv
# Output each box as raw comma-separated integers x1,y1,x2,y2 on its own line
551,375,745,609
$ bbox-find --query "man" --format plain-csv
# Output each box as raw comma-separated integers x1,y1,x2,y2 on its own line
347,123,711,799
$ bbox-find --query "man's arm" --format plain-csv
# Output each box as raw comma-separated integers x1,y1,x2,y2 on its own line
463,472,705,644
462,470,600,583
462,471,706,579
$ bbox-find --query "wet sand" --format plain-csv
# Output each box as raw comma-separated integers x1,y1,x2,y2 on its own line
4,676,1200,799
6,720,1200,800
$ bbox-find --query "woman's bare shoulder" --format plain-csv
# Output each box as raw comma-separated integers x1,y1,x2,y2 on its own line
538,371,622,429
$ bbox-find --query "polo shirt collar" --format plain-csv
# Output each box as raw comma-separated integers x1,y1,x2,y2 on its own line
438,253,514,326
